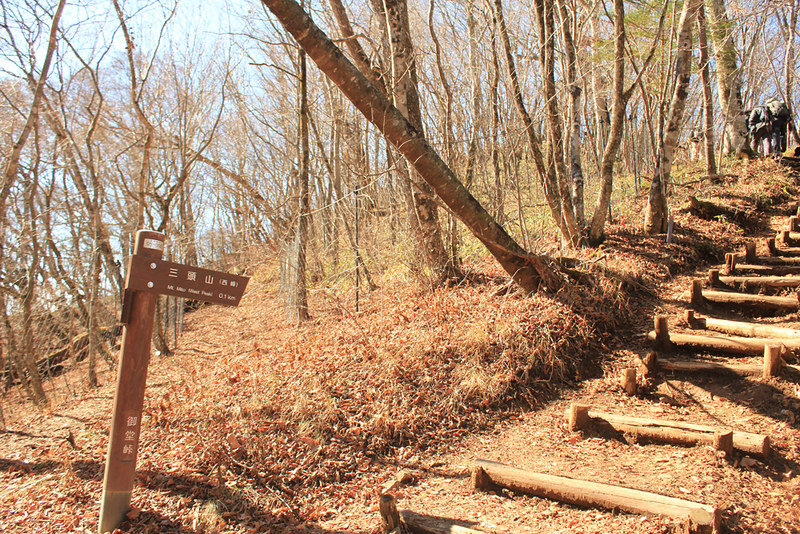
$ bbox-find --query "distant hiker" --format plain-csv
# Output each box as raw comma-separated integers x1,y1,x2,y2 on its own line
748,105,773,156
766,98,792,155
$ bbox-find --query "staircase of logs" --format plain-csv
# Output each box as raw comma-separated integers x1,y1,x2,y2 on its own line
378,208,800,534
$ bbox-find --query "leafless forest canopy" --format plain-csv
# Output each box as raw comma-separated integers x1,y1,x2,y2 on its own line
1,0,798,402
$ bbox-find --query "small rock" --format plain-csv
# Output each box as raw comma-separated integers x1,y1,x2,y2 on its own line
741,457,759,468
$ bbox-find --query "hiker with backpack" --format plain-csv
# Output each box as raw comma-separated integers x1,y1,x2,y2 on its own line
748,105,773,156
766,98,792,155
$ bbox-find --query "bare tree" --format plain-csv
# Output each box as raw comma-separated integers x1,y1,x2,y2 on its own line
707,0,749,155
556,0,585,227
281,47,311,322
373,0,457,284
0,0,66,404
697,3,718,176
492,0,571,245
645,0,702,234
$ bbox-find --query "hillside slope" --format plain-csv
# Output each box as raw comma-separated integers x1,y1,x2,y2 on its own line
1,159,799,533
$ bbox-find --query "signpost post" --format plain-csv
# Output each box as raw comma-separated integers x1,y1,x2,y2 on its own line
98,230,249,533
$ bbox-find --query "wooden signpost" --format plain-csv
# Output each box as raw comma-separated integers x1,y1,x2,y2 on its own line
98,230,248,533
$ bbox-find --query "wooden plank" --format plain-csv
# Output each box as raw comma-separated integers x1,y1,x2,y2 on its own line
99,231,163,533
659,358,763,376
715,274,800,288
646,330,797,355
726,263,800,276
685,311,800,339
567,405,770,457
659,359,800,377
692,287,799,312
472,459,720,534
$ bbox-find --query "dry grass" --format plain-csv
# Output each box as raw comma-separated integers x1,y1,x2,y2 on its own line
139,250,650,518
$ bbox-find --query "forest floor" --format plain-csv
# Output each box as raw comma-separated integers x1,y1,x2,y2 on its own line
1,158,800,534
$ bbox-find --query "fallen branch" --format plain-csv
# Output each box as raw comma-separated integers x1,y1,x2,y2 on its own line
401,510,487,534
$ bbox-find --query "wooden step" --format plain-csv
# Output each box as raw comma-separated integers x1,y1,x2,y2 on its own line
566,404,770,457
472,459,720,534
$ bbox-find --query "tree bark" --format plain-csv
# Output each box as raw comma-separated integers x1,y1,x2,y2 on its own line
260,0,561,293
697,5,718,175
645,0,701,234
283,49,310,322
464,2,481,191
533,0,581,246
556,0,585,227
588,0,628,244
492,0,564,242
379,0,455,284
707,0,748,155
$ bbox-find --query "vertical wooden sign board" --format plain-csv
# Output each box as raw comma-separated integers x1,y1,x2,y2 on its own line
98,230,249,533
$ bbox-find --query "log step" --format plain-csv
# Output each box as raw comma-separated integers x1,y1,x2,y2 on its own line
712,273,800,289
766,237,800,257
689,281,799,312
724,262,800,276
658,358,800,377
685,311,800,340
647,329,799,355
472,459,720,534
566,404,770,457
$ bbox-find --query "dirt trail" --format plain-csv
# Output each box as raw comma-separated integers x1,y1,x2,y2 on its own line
2,161,800,534
317,179,800,534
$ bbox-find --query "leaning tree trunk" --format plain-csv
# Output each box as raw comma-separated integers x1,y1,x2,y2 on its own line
260,0,562,293
782,0,800,146
707,0,748,156
645,0,701,234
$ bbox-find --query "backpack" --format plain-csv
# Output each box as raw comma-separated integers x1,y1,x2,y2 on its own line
749,106,772,131
766,99,790,120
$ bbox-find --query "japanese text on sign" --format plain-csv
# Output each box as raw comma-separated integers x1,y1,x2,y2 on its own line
126,256,249,306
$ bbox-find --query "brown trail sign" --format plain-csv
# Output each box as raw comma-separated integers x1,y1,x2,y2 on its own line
98,230,248,533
